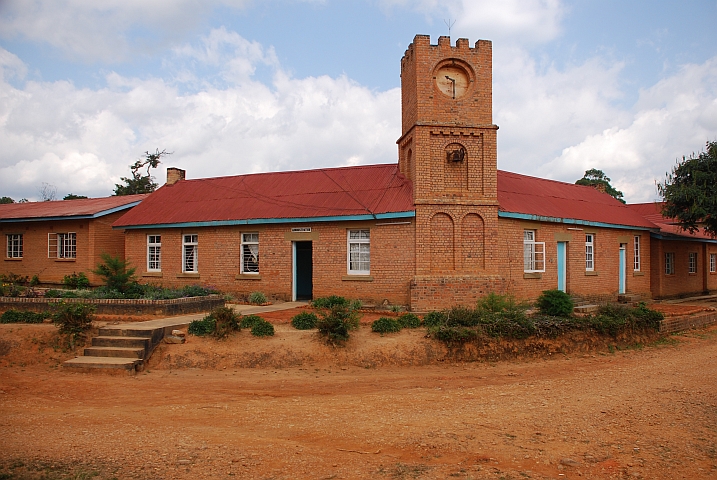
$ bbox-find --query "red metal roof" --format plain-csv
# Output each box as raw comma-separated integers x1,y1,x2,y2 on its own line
0,194,146,222
628,202,716,240
113,164,414,227
497,171,656,229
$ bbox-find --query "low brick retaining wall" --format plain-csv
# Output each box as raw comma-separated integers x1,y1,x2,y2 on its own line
660,311,717,334
0,294,224,316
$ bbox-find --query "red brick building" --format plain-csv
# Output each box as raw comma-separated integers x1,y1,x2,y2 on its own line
1,195,145,286
629,202,717,298
112,35,664,310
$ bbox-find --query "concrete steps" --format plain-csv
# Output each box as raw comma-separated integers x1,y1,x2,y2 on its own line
63,325,165,374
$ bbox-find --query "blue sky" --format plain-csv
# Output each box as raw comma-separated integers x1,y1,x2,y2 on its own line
1,0,716,202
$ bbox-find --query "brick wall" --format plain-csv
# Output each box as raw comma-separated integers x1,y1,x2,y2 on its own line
1,210,129,286
660,311,717,334
124,219,416,306
651,239,717,298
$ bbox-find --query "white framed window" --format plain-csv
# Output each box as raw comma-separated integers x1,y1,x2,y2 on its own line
585,234,594,271
182,234,198,273
523,230,545,273
665,252,675,275
347,229,370,275
6,234,22,258
241,233,259,274
689,252,697,274
633,236,641,271
147,235,161,272
710,253,716,273
48,232,76,259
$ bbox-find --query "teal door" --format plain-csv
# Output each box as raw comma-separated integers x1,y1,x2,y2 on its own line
619,245,626,294
294,241,313,301
557,242,567,292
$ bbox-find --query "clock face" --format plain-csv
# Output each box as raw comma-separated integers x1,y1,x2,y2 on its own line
435,65,469,99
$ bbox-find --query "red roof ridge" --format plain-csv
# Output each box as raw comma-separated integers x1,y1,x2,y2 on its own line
181,163,400,184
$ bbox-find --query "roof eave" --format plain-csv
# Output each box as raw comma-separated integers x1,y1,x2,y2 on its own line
0,200,142,224
498,211,656,231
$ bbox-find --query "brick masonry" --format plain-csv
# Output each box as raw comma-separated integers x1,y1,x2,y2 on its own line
660,311,717,334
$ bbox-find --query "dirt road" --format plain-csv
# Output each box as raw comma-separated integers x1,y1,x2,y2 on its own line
1,322,717,479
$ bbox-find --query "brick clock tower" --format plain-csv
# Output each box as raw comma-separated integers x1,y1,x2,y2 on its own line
398,35,504,310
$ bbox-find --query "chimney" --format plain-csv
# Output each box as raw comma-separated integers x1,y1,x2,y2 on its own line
166,167,185,186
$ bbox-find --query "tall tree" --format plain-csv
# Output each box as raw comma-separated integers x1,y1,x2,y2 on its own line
575,169,625,203
114,149,171,196
0,196,14,204
658,141,717,237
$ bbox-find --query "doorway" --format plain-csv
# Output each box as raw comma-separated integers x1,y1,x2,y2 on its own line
619,244,626,295
557,242,567,292
294,241,313,301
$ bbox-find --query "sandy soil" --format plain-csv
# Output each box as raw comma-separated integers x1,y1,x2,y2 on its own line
1,306,717,479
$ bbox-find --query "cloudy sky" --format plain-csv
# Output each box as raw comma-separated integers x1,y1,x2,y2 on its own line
1,0,716,203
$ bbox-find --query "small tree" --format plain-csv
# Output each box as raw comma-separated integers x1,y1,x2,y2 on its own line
92,253,136,293
0,196,14,204
63,193,88,200
114,148,171,196
658,141,717,237
575,169,625,203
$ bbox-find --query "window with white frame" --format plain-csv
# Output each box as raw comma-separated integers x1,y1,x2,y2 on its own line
585,234,595,271
711,253,716,273
241,233,259,274
633,236,641,271
182,234,198,273
689,252,697,274
6,234,23,258
48,232,76,259
665,252,675,275
7,233,22,258
523,230,545,273
347,229,370,275
147,235,161,272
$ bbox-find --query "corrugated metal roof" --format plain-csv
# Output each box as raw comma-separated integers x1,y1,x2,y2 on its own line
628,202,716,240
0,194,146,222
113,164,414,228
497,171,656,229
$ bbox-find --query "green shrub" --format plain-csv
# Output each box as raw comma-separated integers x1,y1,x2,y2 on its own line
52,302,95,348
239,314,264,329
316,314,350,344
212,306,240,339
248,291,268,305
446,306,481,327
423,310,447,328
434,326,478,346
62,272,90,289
92,253,137,293
397,313,421,329
44,289,62,298
478,311,536,339
371,317,402,334
536,290,574,317
29,275,40,287
188,316,216,336
291,311,318,330
251,320,275,337
311,295,350,309
0,310,50,324
632,302,664,330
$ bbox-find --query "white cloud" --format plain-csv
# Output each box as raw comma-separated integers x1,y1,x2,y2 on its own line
542,57,717,202
0,31,401,200
0,0,251,62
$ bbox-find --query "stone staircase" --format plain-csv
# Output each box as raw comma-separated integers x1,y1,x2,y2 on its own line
63,325,166,374
571,296,599,314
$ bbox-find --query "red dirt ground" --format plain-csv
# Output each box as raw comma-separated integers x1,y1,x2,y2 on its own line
1,306,716,479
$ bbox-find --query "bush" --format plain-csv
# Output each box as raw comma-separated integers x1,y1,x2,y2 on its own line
316,314,350,344
371,317,402,334
632,302,664,330
248,291,268,305
536,290,574,317
478,310,536,339
188,316,216,336
212,306,240,339
52,302,95,348
29,275,40,287
92,253,137,293
423,310,448,328
397,313,421,329
291,312,318,330
251,320,275,337
446,306,481,327
62,272,90,289
433,326,478,346
311,295,350,309
239,314,264,329
0,310,50,324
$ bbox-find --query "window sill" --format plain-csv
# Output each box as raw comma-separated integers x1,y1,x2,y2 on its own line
177,273,200,278
523,272,542,279
585,271,598,276
142,272,163,278
235,274,262,280
633,271,645,277
342,275,374,282
4,257,22,261
55,258,76,262
688,273,697,276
